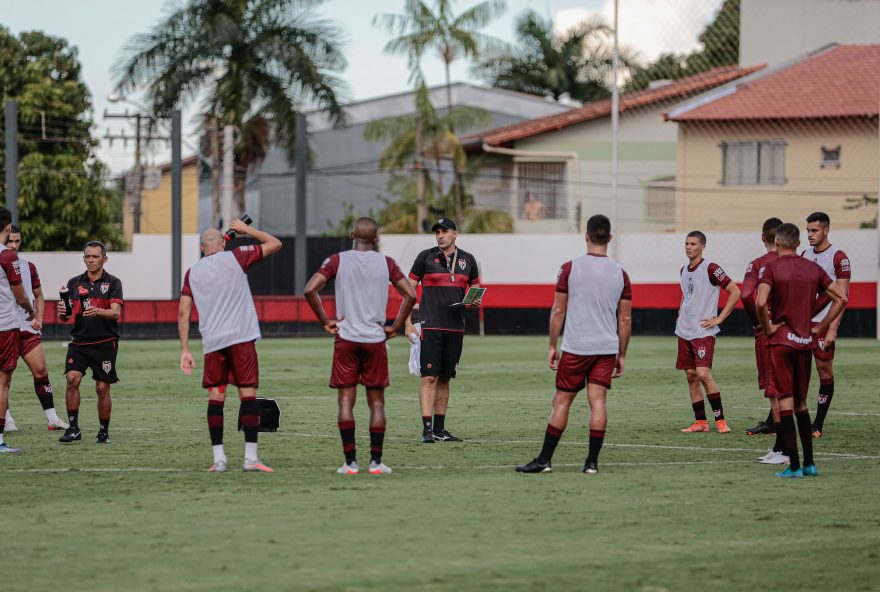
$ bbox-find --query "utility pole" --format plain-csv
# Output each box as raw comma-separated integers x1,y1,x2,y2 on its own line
4,100,18,222
222,124,234,226
294,112,308,295
210,117,221,228
171,110,182,298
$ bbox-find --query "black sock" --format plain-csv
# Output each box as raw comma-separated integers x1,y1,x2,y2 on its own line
707,392,724,421
692,401,707,421
780,410,800,471
796,410,814,467
0,417,5,434
433,414,445,433
421,416,432,432
765,408,773,425
772,423,784,452
339,420,356,464
537,424,563,464
207,400,224,446
68,409,79,429
586,429,605,464
240,397,259,444
370,427,385,463
34,379,54,410
98,418,110,433
813,381,834,430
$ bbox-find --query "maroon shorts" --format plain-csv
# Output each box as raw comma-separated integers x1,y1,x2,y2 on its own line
555,352,616,392
812,322,835,362
202,341,259,389
330,337,389,389
753,329,771,391
765,345,812,400
0,329,20,372
676,336,715,370
18,330,42,359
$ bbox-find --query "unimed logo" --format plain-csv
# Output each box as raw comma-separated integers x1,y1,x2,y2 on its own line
787,332,811,345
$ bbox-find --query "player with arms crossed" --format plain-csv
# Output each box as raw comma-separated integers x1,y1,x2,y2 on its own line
179,221,282,472
756,223,846,478
3,225,69,432
56,241,123,445
516,215,632,474
740,218,790,464
801,212,850,438
304,217,416,475
406,218,480,443
0,208,36,453
675,231,740,434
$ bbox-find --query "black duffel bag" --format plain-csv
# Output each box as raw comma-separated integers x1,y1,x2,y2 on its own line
237,397,281,432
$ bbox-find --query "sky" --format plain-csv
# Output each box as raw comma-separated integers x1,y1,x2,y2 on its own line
2,0,721,173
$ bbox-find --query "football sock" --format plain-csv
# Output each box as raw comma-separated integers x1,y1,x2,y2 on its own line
98,418,110,433
814,381,834,430
796,410,814,467
586,429,605,464
240,397,259,444
244,442,258,463
433,414,445,432
207,399,224,445
537,423,564,464
212,444,226,464
34,378,54,411
68,409,79,429
3,410,11,423
772,423,785,452
0,418,5,444
692,401,707,421
765,409,773,425
338,420,356,464
370,426,385,463
707,392,724,420
421,416,432,431
780,410,800,471
45,407,60,423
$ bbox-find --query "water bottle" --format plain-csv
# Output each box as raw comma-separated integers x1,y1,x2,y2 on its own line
224,214,253,241
78,286,90,311
59,287,73,316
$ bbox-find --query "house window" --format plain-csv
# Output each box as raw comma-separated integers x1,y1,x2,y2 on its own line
518,161,567,219
721,140,786,185
646,176,675,221
821,145,841,168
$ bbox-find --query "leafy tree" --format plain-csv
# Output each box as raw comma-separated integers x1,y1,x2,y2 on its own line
0,27,124,251
844,194,878,229
114,0,349,223
478,10,636,102
625,0,739,91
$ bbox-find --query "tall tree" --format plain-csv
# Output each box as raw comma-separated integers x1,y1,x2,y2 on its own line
625,0,739,92
0,27,123,251
478,10,635,103
114,0,348,222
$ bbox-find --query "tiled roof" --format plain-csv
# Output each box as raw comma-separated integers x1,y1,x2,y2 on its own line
667,45,880,121
463,65,764,146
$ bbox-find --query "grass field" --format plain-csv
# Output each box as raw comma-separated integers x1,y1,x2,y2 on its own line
3,335,879,592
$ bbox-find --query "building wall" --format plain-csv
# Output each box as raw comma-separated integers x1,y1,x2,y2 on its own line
123,163,200,242
674,119,879,231
741,0,880,68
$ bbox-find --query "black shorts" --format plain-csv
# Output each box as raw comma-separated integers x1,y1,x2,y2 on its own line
420,330,464,379
65,341,119,384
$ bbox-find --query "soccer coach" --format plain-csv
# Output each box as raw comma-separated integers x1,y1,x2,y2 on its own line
406,217,480,443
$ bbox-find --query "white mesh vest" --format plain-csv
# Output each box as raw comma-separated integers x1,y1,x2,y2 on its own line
0,245,21,331
16,256,37,334
336,250,390,344
802,245,843,322
188,251,261,354
675,259,721,340
562,255,624,356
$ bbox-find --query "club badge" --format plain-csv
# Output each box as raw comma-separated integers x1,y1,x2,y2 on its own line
458,259,466,271
100,282,110,295
102,360,112,374
697,347,706,359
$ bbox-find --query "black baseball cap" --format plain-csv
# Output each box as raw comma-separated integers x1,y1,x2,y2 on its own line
431,217,457,232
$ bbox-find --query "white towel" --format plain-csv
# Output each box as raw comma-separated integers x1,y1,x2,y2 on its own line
408,324,422,376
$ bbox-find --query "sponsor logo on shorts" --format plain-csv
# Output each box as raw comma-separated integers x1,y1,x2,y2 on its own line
102,360,112,374
67,358,74,364
697,347,706,359
787,332,812,345
818,338,825,351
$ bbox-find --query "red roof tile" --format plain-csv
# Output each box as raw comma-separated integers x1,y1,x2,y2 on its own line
464,65,764,147
667,45,880,121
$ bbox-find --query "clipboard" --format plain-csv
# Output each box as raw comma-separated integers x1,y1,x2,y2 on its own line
449,287,486,308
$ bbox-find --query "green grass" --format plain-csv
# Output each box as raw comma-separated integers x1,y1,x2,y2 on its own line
3,336,879,592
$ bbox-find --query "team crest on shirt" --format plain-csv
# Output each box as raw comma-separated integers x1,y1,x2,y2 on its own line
100,282,110,294
687,277,694,295
697,347,706,359
102,360,112,373
458,259,466,271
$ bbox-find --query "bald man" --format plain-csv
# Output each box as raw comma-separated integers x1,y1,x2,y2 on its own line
179,221,282,472
305,217,416,475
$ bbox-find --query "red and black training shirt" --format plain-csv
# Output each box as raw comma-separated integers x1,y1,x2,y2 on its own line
65,270,124,345
409,246,480,332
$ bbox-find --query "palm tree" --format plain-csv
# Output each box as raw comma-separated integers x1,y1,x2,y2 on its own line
479,9,635,103
114,0,348,222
